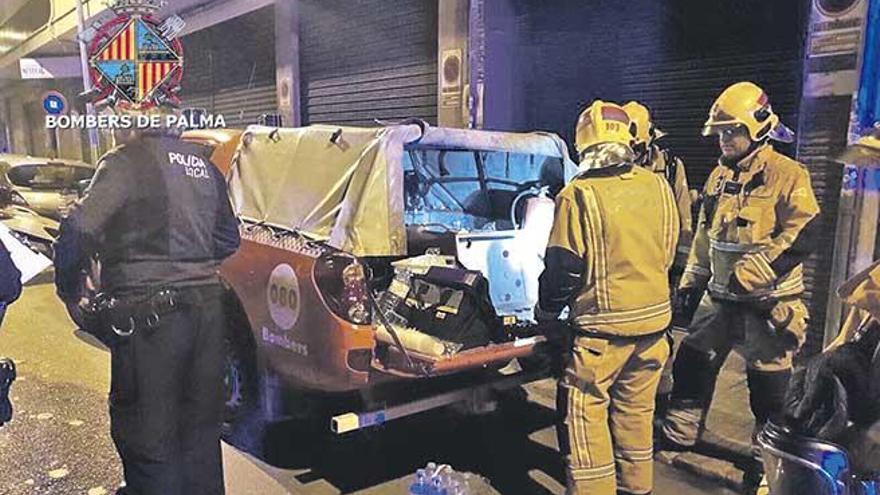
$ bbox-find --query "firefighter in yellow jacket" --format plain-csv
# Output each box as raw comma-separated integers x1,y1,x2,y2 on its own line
659,82,820,457
623,101,693,268
623,101,694,410
536,100,679,495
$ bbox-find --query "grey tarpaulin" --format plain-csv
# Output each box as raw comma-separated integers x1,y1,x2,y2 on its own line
228,123,576,256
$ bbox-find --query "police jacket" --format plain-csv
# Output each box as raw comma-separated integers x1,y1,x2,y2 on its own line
644,145,693,268
680,145,820,302
538,164,679,336
0,242,21,318
54,134,240,300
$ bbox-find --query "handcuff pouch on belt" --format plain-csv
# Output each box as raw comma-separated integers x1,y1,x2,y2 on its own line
83,289,180,346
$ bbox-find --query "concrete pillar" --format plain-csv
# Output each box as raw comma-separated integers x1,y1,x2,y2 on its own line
0,99,10,153
275,0,301,127
817,0,875,346
8,97,28,155
437,0,469,128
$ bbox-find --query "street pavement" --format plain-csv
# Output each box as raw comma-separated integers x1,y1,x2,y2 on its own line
0,278,738,494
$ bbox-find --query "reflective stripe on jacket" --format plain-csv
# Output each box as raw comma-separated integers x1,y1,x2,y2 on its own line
680,145,819,301
543,164,679,336
645,146,693,264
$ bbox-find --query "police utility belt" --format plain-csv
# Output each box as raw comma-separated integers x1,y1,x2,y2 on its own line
85,289,181,344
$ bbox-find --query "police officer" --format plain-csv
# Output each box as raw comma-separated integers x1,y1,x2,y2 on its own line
0,240,21,426
537,100,679,495
659,82,820,460
54,109,240,495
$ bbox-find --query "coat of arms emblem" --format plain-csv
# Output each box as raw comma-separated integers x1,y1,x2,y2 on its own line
85,0,185,110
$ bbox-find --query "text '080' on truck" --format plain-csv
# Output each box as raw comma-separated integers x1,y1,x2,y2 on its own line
184,122,577,438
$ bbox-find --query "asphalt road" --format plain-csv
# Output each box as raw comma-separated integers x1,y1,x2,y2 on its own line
0,278,738,495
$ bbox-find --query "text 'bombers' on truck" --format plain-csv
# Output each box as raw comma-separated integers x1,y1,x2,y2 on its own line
184,122,577,436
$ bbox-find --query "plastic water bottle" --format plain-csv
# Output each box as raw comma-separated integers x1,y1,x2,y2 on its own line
377,268,413,328
409,468,428,495
429,475,447,495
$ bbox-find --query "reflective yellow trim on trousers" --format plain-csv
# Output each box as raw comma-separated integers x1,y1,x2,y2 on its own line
570,463,617,481
573,300,671,326
684,265,711,278
615,447,655,462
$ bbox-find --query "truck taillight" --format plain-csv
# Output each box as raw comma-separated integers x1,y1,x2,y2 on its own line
341,263,370,324
314,253,372,325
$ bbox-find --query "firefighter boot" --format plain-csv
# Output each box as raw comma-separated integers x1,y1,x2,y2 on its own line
659,343,723,450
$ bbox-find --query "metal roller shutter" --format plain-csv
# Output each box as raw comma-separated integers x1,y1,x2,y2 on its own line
300,0,438,126
794,97,850,356
179,6,277,128
621,50,802,188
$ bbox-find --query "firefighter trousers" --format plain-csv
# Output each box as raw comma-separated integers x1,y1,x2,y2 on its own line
109,284,227,495
557,331,671,495
661,294,806,450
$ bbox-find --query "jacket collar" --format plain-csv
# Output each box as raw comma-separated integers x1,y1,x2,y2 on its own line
576,163,634,178
736,144,772,171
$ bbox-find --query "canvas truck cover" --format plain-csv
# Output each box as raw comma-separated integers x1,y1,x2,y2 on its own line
229,124,576,256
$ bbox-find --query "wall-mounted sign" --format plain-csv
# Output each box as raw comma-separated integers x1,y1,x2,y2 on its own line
42,91,67,115
440,48,463,109
804,0,868,97
19,57,80,80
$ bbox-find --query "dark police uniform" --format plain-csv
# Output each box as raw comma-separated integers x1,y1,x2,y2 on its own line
54,133,240,495
0,241,21,323
0,242,21,426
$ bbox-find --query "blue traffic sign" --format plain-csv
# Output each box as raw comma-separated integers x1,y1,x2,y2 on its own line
42,92,66,115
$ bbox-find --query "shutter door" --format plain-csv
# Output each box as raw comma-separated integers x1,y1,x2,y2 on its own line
179,6,277,128
621,50,802,187
793,97,849,356
300,0,438,126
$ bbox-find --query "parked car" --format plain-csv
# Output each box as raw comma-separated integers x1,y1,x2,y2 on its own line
0,165,58,258
0,154,95,220
183,123,577,437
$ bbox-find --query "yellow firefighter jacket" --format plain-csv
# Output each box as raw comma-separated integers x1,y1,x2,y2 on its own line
644,146,693,269
546,164,679,336
680,145,820,302
826,259,880,351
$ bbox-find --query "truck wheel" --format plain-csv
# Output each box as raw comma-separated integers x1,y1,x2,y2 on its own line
223,338,252,420
221,336,264,455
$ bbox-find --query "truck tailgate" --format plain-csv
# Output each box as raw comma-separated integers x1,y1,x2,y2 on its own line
374,335,546,377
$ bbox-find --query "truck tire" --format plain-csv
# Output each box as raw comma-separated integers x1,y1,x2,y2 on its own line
221,335,266,455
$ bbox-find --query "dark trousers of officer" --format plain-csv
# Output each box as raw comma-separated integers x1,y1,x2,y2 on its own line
109,284,226,495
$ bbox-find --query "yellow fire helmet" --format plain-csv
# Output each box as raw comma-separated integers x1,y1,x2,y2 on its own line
575,100,636,155
836,127,880,167
622,101,666,146
702,81,780,141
